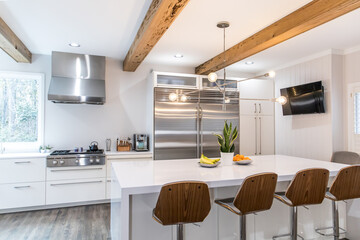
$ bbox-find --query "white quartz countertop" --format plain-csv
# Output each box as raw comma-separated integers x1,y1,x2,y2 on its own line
105,151,152,159
0,152,50,159
111,155,348,194
0,151,152,160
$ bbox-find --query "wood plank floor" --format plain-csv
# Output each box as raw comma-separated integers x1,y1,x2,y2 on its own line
0,204,110,240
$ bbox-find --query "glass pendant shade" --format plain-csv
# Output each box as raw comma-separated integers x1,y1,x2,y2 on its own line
208,72,218,83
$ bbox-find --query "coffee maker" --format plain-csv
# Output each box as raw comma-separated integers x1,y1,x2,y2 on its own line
133,134,149,152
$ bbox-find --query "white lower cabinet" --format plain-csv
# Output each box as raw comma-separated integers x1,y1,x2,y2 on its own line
46,178,106,205
46,166,106,205
47,166,106,181
0,182,45,209
0,158,45,184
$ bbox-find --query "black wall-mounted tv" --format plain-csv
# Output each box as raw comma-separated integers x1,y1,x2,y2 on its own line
280,81,325,116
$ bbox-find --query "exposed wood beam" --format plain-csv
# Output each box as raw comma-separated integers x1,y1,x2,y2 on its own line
0,17,32,63
123,0,189,72
195,0,360,75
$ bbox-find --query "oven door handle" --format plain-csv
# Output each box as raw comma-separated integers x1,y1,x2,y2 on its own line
50,180,103,186
50,167,103,172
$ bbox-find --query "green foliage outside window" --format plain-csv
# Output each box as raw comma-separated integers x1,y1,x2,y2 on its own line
0,77,39,142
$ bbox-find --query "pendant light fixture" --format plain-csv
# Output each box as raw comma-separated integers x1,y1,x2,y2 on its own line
168,21,286,105
207,21,230,104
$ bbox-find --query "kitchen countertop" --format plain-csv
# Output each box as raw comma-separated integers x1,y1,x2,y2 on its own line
111,154,348,194
105,151,152,159
0,152,50,159
0,151,153,160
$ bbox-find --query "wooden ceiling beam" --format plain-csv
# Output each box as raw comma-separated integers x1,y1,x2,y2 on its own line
195,0,360,75
123,0,190,72
0,17,32,63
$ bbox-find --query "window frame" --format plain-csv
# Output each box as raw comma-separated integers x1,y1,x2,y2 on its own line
0,71,45,152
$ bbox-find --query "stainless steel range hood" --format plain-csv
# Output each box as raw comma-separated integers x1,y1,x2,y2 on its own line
48,51,106,104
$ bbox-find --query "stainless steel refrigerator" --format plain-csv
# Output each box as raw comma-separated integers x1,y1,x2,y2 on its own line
154,87,240,160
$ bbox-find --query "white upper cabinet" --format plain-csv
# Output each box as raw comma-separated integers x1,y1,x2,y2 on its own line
153,72,199,89
200,76,239,91
239,79,274,99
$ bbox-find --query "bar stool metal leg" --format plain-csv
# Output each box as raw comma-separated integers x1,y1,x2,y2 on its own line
273,206,304,240
315,201,346,238
177,224,184,240
239,215,246,240
291,206,297,240
332,201,340,240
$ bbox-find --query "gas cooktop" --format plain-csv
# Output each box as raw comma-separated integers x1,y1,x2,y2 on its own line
47,149,105,167
50,149,104,156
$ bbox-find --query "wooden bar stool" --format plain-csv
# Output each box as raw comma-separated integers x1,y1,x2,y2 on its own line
152,181,211,240
273,168,329,240
315,165,360,240
215,173,278,240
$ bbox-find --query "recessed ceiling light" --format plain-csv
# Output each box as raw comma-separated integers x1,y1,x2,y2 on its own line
245,61,254,65
174,54,183,58
69,43,80,47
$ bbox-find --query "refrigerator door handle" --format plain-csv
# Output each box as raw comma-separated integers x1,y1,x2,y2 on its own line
196,106,200,158
255,117,257,155
199,106,203,155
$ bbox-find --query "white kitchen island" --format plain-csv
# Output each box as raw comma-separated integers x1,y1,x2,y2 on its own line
111,155,349,240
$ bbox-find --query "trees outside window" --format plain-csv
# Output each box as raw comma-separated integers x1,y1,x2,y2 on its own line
0,72,44,152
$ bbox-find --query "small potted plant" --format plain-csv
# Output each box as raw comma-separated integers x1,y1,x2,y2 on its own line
39,145,45,153
45,145,53,153
214,121,238,165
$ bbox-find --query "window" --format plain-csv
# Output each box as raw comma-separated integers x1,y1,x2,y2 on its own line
0,72,44,152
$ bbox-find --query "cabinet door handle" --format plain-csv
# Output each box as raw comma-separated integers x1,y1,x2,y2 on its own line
14,161,31,164
259,117,262,155
14,185,31,189
50,168,103,172
259,103,262,114
254,103,257,113
50,180,103,186
255,117,257,155
107,179,112,182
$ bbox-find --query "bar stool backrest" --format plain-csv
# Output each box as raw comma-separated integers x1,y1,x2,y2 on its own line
329,165,360,201
285,168,329,206
233,173,278,215
153,181,211,225
331,151,360,165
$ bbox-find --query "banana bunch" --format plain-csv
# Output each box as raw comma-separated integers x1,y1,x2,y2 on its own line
200,154,220,165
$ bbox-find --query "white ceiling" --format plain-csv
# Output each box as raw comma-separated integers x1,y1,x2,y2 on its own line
0,0,360,74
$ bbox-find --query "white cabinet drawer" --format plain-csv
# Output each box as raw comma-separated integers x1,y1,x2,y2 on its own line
0,182,45,209
47,166,106,181
46,178,106,205
0,158,45,184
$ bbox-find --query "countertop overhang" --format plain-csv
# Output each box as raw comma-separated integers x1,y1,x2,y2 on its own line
111,155,348,195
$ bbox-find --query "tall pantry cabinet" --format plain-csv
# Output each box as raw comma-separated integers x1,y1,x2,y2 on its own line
239,79,275,156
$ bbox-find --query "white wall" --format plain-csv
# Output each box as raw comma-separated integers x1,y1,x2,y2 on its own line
274,54,334,161
0,51,251,151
